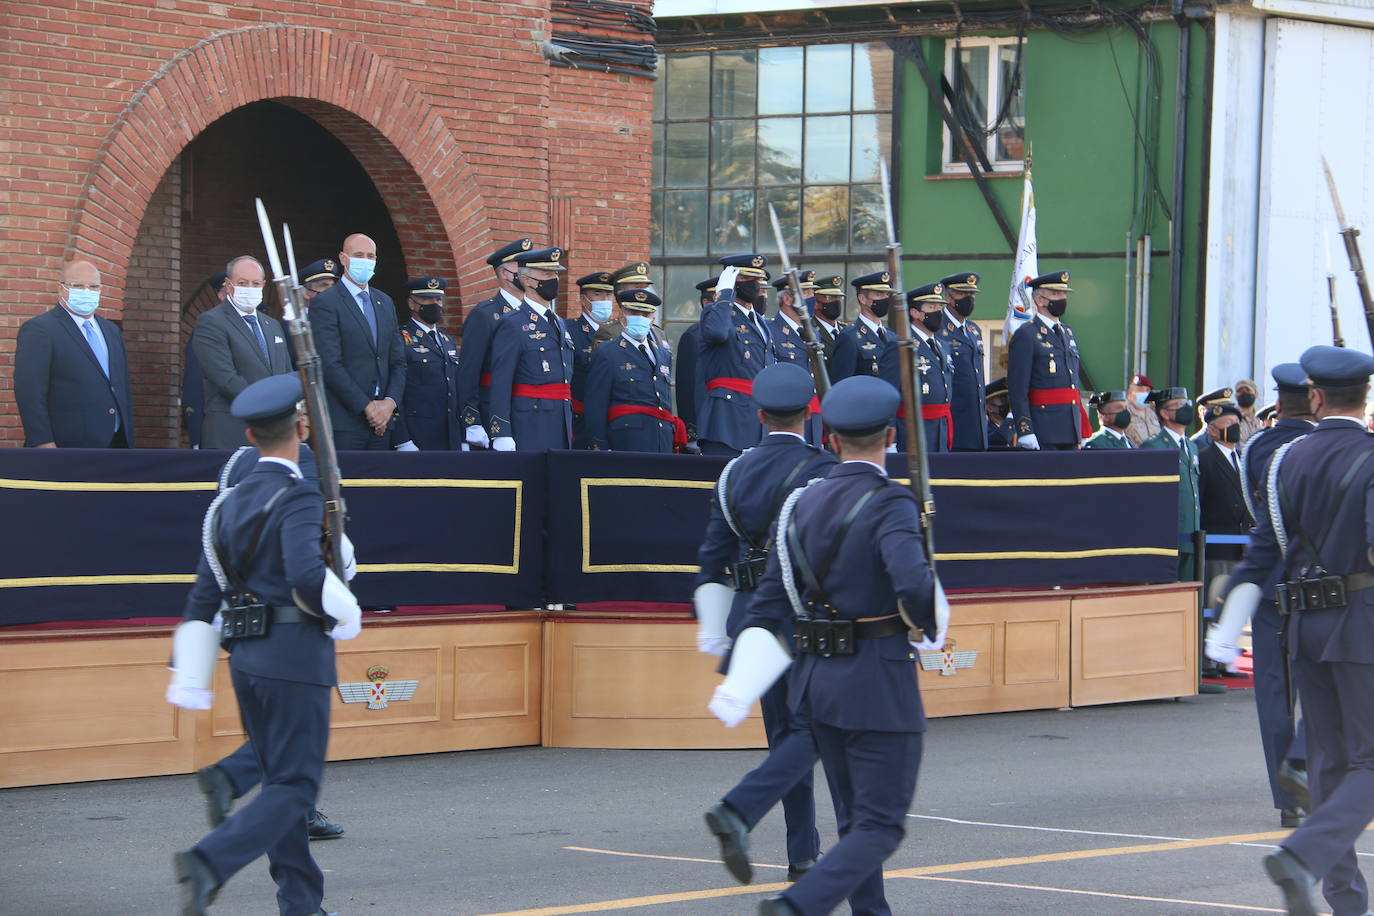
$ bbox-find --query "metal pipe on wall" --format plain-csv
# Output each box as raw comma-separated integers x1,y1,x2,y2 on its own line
1140,234,1153,372
1125,232,1136,380
1167,4,1192,385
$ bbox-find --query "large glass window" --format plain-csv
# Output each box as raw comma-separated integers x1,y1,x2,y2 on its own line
943,36,1026,172
651,42,894,346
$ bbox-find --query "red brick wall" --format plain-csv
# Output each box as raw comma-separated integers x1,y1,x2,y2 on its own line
1,2,654,446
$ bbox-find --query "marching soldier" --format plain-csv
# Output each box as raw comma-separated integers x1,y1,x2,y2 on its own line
1140,387,1202,581
583,289,683,453
883,282,953,453
1083,390,1134,448
811,274,847,364
828,271,896,383
985,376,1016,448
695,363,836,888
711,375,942,916
458,238,534,449
486,246,576,451
569,271,619,448
938,272,988,450
1007,270,1090,450
697,254,776,457
391,277,461,451
769,269,823,445
676,277,716,447
1214,347,1374,916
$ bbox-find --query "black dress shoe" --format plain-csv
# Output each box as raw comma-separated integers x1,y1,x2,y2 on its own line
704,802,752,884
196,766,234,829
1278,759,1312,811
173,849,219,916
1280,807,1307,829
787,858,816,881
759,896,801,915
1263,848,1320,916
307,809,346,840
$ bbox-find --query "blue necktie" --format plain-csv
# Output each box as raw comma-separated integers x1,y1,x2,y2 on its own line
357,290,378,344
82,319,109,377
244,314,269,364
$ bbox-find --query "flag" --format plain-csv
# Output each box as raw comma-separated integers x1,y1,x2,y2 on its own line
1005,170,1037,340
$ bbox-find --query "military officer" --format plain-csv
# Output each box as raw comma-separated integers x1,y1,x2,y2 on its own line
458,238,534,448
168,374,361,916
828,270,896,383
583,289,683,453
1083,390,1134,448
486,246,576,451
697,254,777,457
937,272,988,450
769,269,823,445
1140,387,1202,581
299,258,340,306
676,277,716,446
1216,347,1374,916
882,282,954,453
810,274,847,364
1192,387,1236,456
611,260,663,351
569,271,619,448
695,363,836,887
985,376,1016,448
1007,270,1090,450
713,375,941,916
390,277,461,451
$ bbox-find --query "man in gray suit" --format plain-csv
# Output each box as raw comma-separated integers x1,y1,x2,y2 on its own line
193,255,293,449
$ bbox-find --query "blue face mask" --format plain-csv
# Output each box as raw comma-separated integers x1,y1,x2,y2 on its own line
588,300,613,323
625,315,652,340
346,256,376,285
66,288,100,316
1132,392,1148,407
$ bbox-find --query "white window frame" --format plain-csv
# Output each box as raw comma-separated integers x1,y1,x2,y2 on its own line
941,35,1025,173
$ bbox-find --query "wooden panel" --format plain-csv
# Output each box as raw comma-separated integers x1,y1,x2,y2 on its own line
455,642,530,719
1070,586,1199,706
1005,618,1063,685
543,620,766,749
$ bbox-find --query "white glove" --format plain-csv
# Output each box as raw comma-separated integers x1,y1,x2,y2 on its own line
395,440,419,452
693,582,733,654
912,579,951,652
886,442,898,453
167,619,219,708
697,634,731,657
340,534,357,582
466,425,490,449
166,685,213,710
715,265,741,294
1018,433,1040,450
461,442,471,452
1204,627,1241,665
321,567,362,641
492,436,516,452
708,685,752,727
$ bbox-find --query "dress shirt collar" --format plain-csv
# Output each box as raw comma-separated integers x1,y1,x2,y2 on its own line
767,431,806,442
582,312,600,332
1036,310,1061,331
499,288,522,308
844,458,888,476
1161,425,1185,446
257,456,303,478
524,299,551,320
858,313,883,335
1320,415,1368,429
341,273,368,297
943,307,965,328
779,311,800,333
411,317,436,334
64,306,97,332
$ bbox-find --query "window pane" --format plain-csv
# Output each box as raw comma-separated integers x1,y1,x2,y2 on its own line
710,120,756,186
804,115,850,184
666,52,710,119
805,44,852,112
803,186,849,254
757,188,799,255
757,47,803,115
712,49,757,118
948,44,989,166
851,113,891,183
710,189,756,254
666,265,713,324
665,122,708,187
652,55,666,120
663,190,708,255
651,122,664,188
650,192,663,255
995,42,1027,162
757,117,802,185
853,43,893,111
849,185,885,252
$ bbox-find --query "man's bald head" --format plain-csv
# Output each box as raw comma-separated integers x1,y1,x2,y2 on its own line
58,260,102,313
62,260,101,286
339,235,378,288
341,235,376,260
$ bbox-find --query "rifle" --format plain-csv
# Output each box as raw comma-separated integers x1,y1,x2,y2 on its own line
879,160,937,572
254,199,348,578
767,204,832,397
1322,157,1374,349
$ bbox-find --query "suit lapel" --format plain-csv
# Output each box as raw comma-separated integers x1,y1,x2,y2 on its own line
223,303,270,370
340,284,377,352
54,306,107,377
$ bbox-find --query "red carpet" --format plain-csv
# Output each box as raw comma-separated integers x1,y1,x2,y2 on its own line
1203,649,1255,690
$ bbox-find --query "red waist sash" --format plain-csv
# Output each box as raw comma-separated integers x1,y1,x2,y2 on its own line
707,377,753,396
896,402,954,449
1029,387,1092,438
512,383,572,400
480,373,492,387
571,398,585,416
608,404,688,450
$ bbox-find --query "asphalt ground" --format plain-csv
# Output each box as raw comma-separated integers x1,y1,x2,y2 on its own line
4,688,1371,916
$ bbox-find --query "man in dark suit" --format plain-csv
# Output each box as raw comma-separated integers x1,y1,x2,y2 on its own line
308,233,406,450
391,277,462,451
182,272,227,448
1198,404,1254,678
193,256,293,450
15,259,136,448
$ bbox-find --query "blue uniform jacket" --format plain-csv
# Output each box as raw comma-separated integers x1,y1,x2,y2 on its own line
308,280,406,439
181,461,335,687
828,318,890,383
1228,418,1374,664
694,434,836,638
676,322,702,440
1007,314,1085,445
223,443,319,489
584,334,676,453
458,292,520,433
486,301,576,450
14,305,136,447
393,319,462,450
697,292,775,450
740,462,936,732
878,329,952,453
1239,419,1316,596
768,312,824,445
938,311,988,450
988,415,1015,448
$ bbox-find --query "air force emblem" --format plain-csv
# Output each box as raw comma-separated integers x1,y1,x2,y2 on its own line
917,640,978,677
337,665,419,709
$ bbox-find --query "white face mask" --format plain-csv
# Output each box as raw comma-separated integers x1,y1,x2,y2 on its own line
231,285,264,313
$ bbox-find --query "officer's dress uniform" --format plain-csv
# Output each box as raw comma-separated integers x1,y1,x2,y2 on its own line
829,314,890,384
393,316,461,450
1083,426,1132,449
1007,276,1090,449
1141,423,1202,580
584,292,681,453
677,321,703,442
937,273,988,451
458,239,532,439
696,423,835,869
811,274,848,367
740,459,935,916
880,321,953,454
698,256,776,456
768,311,824,444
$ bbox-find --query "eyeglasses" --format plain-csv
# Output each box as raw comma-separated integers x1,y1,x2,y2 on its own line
63,282,102,291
